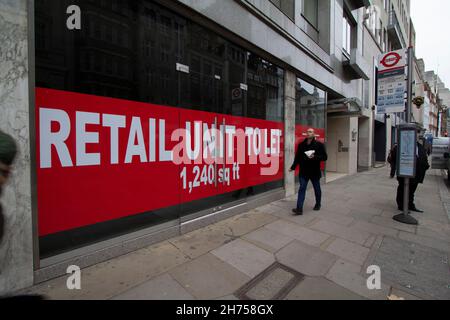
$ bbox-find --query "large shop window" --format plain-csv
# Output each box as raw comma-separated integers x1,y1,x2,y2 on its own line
35,0,285,258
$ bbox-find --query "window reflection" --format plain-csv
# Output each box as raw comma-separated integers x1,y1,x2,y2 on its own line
35,0,284,122
247,53,284,123
295,78,326,129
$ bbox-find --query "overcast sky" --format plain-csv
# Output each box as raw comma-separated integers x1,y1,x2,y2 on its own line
411,0,450,86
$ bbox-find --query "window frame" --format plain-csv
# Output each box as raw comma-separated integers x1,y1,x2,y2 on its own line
302,0,319,29
342,8,356,56
268,0,296,22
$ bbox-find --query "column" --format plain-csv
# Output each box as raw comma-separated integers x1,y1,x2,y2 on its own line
0,0,34,294
284,70,296,197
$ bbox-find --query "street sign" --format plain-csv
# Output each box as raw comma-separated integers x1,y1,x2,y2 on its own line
377,49,407,114
379,50,406,71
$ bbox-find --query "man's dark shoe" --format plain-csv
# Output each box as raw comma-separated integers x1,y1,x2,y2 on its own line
410,207,424,213
313,204,321,211
292,208,303,216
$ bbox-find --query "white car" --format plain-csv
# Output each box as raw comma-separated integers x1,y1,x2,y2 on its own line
431,137,450,180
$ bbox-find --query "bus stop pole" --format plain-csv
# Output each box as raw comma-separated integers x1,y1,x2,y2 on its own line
394,47,418,225
403,47,413,219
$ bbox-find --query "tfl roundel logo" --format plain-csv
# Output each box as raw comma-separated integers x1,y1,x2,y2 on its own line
380,52,401,68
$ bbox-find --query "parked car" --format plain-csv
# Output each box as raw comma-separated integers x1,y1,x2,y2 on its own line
431,137,450,180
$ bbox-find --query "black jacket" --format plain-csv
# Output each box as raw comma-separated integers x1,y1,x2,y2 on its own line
391,143,430,184
291,138,328,180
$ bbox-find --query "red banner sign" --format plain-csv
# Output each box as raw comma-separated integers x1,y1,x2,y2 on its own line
36,88,284,236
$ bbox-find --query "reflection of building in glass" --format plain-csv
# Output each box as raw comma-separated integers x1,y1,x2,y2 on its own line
182,22,227,113
36,0,137,99
35,0,74,90
295,79,326,129
247,54,284,122
136,1,184,106
35,0,284,123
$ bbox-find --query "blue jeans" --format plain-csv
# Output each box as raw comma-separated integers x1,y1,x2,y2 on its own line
297,176,322,209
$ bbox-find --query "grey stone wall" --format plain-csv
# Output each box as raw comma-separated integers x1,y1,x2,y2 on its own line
0,0,34,295
284,70,296,197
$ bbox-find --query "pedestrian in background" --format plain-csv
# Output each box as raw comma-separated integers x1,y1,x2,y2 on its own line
390,132,430,213
0,130,17,242
387,143,397,179
290,128,328,216
0,131,43,300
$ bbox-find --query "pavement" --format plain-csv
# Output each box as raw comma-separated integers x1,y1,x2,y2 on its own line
24,167,450,300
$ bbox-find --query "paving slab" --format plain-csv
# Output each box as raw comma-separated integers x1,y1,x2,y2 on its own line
111,273,194,300
417,210,450,224
169,224,232,259
369,201,399,212
416,225,450,242
371,237,450,300
320,202,353,215
370,216,417,234
242,227,294,253
310,219,371,245
326,259,390,300
398,231,450,254
214,211,278,237
363,235,377,248
256,204,283,215
169,254,250,300
270,210,319,226
276,241,337,277
315,211,355,227
351,220,399,238
285,277,366,300
347,197,383,208
265,220,330,247
325,238,371,266
25,241,190,300
271,200,297,211
211,239,275,278
349,208,383,222
419,218,450,235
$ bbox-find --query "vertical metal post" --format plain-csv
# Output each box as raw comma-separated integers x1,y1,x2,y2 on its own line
403,47,414,218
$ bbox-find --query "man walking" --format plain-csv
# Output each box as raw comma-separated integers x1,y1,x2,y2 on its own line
290,128,328,216
390,134,430,213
